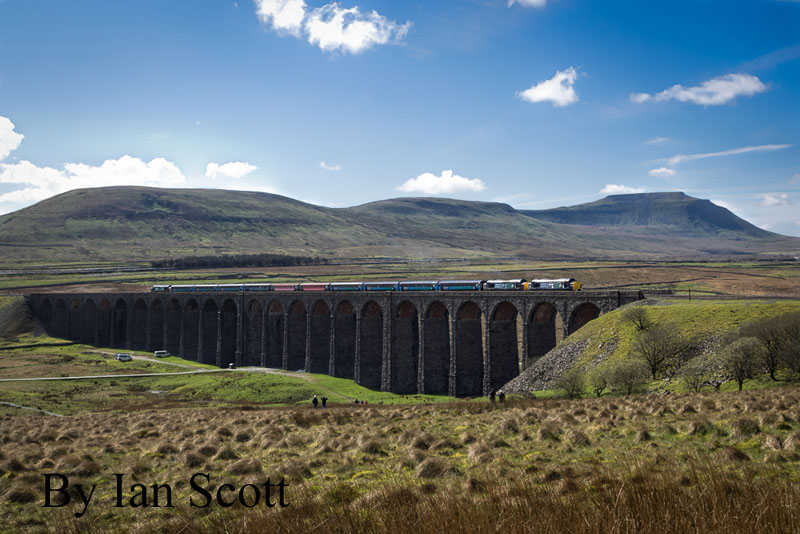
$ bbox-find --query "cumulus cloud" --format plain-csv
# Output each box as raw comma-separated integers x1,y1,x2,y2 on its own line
760,193,790,207
518,67,579,107
631,73,767,106
508,0,547,7
600,184,646,195
648,167,676,177
254,0,410,54
397,170,486,195
667,144,791,166
205,161,257,180
319,161,342,171
0,117,24,161
0,156,187,208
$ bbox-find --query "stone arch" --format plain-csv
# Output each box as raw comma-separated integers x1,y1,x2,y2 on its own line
165,299,181,356
569,302,601,335
287,300,306,371
82,299,97,345
265,300,284,368
183,299,200,361
243,299,263,367
148,299,164,351
358,300,383,390
69,298,82,341
333,300,355,378
97,299,111,347
220,299,237,368
528,302,562,363
200,299,218,365
423,301,449,395
455,301,483,396
112,299,127,348
131,299,148,350
309,300,330,374
489,301,520,391
39,299,53,336
392,300,418,394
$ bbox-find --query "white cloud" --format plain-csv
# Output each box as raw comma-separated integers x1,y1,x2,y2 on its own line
254,0,410,54
631,73,767,106
319,161,342,171
508,0,547,7
205,161,257,180
518,67,579,107
255,0,307,35
667,144,791,166
645,137,671,145
0,116,24,161
648,167,675,177
600,184,645,195
760,193,790,207
0,156,187,209
397,170,486,195
711,199,735,212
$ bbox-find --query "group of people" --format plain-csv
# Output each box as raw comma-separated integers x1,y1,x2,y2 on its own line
311,394,327,409
488,389,506,403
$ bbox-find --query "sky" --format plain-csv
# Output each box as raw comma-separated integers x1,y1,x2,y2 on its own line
0,0,799,234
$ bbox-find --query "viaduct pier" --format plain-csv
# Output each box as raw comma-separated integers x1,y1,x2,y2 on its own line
27,290,643,396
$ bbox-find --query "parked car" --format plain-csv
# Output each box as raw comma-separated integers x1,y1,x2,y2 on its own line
114,353,132,362
153,350,170,358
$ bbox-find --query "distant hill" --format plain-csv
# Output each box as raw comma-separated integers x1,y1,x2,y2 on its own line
0,187,797,265
521,192,769,237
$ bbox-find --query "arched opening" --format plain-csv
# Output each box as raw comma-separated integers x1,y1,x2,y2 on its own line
243,299,263,367
455,301,483,396
528,302,562,363
112,299,127,348
266,300,284,368
69,299,82,341
131,299,148,350
392,301,418,394
200,299,218,365
220,299,237,368
148,299,164,351
423,301,450,395
165,299,181,356
38,299,53,337
359,300,383,390
489,301,520,391
53,298,68,339
183,299,200,361
309,300,330,374
287,300,306,371
82,299,97,345
333,300,355,378
569,302,601,335
97,299,111,347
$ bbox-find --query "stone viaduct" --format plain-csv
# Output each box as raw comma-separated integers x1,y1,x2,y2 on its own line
27,290,643,396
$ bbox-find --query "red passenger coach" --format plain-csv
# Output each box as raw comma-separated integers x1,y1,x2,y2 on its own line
298,283,328,291
273,283,299,292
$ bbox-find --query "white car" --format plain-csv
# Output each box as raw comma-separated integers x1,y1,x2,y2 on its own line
153,350,170,358
114,353,132,362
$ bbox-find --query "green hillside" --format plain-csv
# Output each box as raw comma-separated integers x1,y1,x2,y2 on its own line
0,187,797,266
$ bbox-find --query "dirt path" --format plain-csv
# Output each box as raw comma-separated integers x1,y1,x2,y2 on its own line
0,401,64,417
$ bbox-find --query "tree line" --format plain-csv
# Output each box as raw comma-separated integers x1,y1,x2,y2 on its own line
151,253,330,270
556,306,800,399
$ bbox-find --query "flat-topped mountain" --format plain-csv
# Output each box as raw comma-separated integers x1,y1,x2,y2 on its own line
0,187,796,265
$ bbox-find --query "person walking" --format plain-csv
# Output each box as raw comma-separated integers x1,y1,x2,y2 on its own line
489,389,496,403
312,395,318,409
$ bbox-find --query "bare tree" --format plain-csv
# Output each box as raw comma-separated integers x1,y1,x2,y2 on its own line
679,360,708,393
607,360,649,395
633,324,683,380
722,337,760,391
622,306,651,332
557,369,585,399
587,366,610,397
742,314,800,381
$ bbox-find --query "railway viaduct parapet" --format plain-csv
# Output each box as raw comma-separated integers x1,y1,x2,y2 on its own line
27,290,643,396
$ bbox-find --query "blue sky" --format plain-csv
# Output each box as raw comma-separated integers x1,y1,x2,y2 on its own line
0,0,799,234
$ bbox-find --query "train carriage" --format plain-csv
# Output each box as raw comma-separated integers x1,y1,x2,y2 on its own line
485,279,527,290
438,280,486,291
398,281,439,291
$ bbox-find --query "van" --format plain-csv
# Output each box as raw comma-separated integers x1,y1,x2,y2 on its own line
114,353,132,362
153,350,170,358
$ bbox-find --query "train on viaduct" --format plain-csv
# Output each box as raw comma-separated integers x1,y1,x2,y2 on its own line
26,290,643,396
